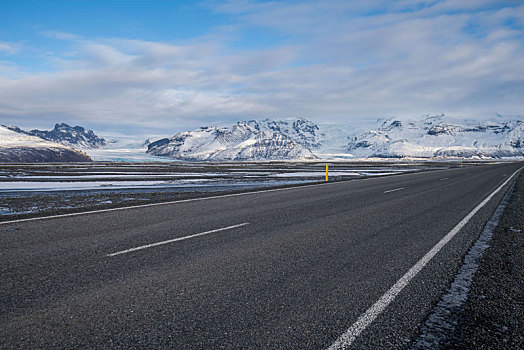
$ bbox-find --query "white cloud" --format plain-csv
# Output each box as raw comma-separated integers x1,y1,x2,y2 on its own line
0,0,523,136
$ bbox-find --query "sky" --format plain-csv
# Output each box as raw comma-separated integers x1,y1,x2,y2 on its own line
0,0,523,138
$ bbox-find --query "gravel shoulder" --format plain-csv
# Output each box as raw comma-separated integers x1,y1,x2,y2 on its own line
437,172,523,349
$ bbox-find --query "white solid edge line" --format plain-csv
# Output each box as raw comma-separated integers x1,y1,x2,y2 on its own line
383,187,404,194
0,168,431,225
107,222,249,257
327,166,523,350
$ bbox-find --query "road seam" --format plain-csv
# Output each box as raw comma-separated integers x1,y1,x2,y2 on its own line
107,222,249,257
326,165,523,350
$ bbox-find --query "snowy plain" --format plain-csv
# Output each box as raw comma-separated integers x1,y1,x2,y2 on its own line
0,161,431,217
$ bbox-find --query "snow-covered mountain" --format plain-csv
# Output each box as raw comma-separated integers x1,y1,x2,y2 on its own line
8,123,107,148
346,115,524,158
0,125,92,162
245,119,324,149
147,119,320,161
147,115,523,161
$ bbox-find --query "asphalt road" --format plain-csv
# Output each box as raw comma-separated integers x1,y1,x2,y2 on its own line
1,162,522,349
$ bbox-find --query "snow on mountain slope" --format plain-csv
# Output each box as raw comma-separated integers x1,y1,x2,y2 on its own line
0,126,92,162
146,115,523,161
346,115,524,158
244,119,325,149
147,119,318,161
8,123,107,149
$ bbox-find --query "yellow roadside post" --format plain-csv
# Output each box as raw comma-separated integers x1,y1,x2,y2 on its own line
461,161,463,168
325,164,329,181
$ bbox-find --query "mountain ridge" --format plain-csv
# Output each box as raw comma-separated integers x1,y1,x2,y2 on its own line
147,115,523,161
147,119,318,161
7,123,107,149
0,125,92,162
347,115,523,158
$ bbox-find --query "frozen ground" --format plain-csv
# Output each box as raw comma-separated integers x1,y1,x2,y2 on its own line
0,161,452,219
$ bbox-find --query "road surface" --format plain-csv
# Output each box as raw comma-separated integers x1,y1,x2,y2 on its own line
1,162,522,349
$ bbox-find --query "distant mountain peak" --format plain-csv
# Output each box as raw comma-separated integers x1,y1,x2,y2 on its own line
9,123,107,149
379,119,403,131
147,118,320,161
0,125,92,163
144,116,523,161
347,116,524,158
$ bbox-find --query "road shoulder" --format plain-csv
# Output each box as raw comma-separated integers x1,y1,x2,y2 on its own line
412,171,523,349
448,171,523,349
